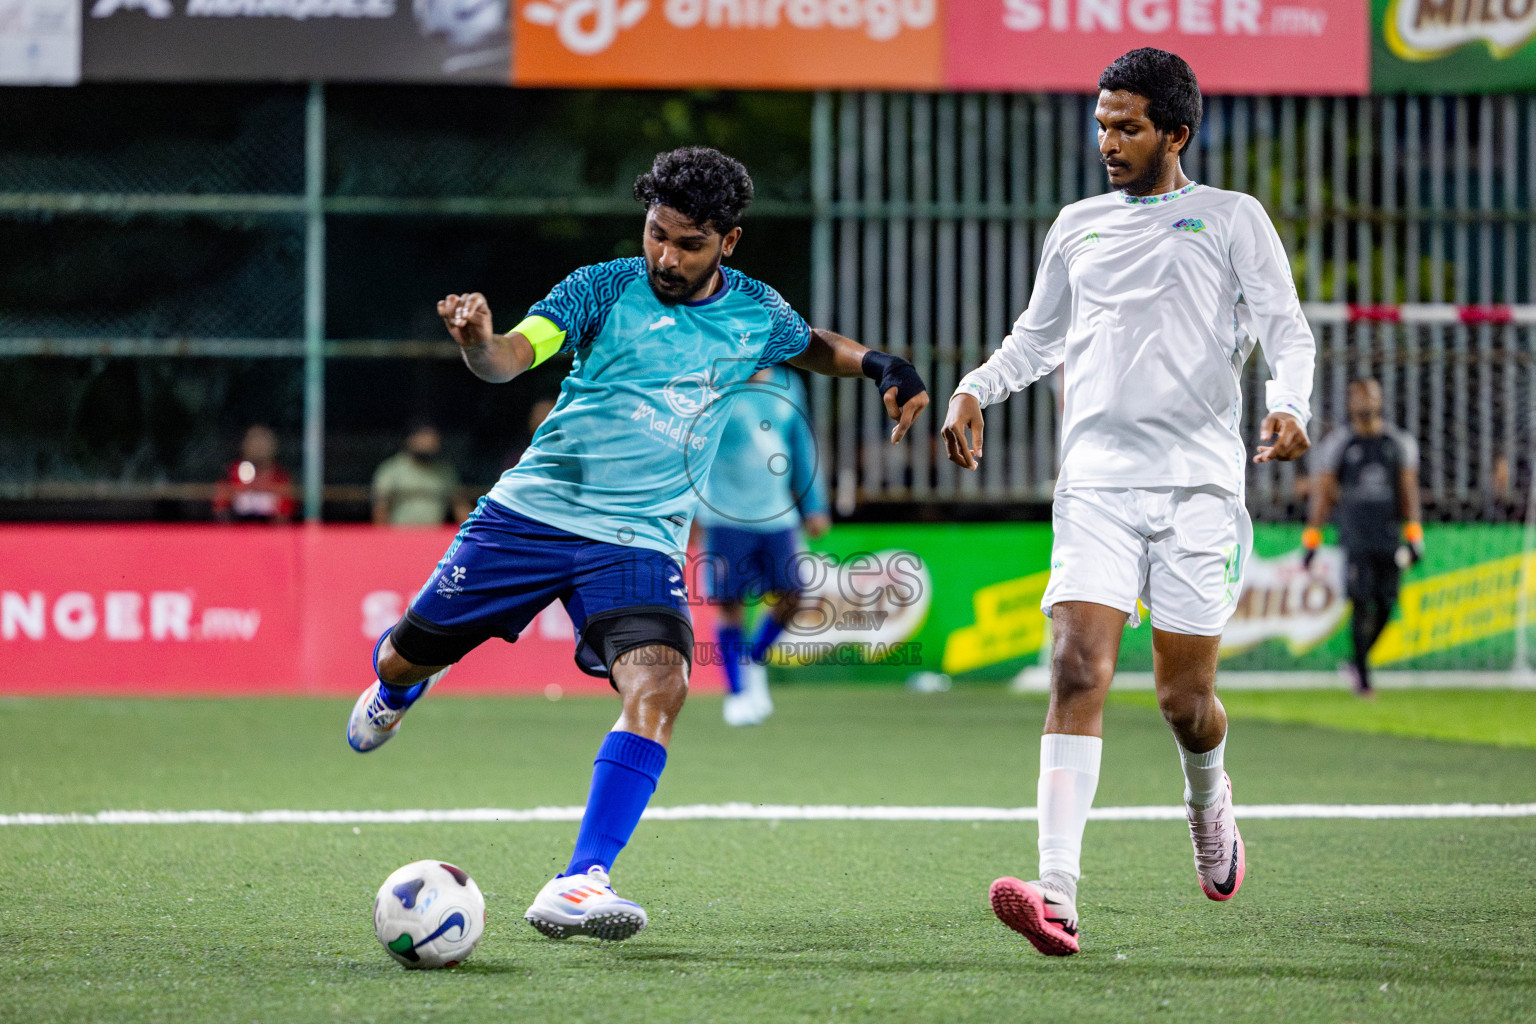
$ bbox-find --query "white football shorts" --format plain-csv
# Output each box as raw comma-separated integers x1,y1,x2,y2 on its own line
1040,485,1252,636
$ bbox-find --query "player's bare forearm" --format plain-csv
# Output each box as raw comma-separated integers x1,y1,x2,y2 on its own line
1306,476,1337,531
788,329,868,377
459,334,533,383
790,329,931,444
1400,468,1422,525
438,292,534,384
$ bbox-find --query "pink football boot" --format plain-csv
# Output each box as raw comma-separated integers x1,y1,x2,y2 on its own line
1188,773,1246,901
989,877,1080,956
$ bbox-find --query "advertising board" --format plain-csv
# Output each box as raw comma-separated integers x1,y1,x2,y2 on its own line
0,525,723,695
1372,0,1536,92
511,0,946,89
946,0,1370,93
81,0,509,81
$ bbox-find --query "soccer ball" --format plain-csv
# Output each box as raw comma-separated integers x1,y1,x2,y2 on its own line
373,860,486,969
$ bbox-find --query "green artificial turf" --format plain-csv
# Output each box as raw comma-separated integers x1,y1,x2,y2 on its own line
1193,688,1536,749
2,688,1534,1023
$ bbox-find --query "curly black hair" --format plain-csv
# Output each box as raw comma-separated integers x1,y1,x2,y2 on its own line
633,147,755,234
1099,48,1203,152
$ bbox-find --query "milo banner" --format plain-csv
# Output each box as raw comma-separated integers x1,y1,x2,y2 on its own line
776,522,1535,682
1373,0,1536,91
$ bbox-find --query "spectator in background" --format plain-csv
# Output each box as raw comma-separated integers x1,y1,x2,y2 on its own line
502,398,559,471
372,421,472,527
213,424,295,524
1302,379,1423,697
1485,452,1522,522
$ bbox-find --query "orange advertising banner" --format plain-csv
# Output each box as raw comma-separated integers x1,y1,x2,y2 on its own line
511,0,946,89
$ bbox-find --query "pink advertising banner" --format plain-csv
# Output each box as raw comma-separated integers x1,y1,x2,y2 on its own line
945,0,1369,94
0,525,723,696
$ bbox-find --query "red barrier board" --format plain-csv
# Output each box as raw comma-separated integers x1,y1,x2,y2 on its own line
945,0,1368,94
0,525,722,697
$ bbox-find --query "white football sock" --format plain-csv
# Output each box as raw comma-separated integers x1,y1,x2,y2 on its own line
1177,735,1227,809
1037,734,1102,895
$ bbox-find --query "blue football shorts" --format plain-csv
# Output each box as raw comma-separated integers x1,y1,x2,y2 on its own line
388,498,693,679
700,524,804,604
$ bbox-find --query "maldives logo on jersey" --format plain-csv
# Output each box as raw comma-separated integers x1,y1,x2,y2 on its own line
630,370,721,453
660,369,721,418
1173,218,1205,233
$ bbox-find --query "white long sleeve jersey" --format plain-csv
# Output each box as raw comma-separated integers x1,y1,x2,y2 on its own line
956,183,1316,495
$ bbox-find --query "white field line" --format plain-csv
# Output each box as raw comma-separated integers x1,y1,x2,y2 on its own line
2,802,1534,827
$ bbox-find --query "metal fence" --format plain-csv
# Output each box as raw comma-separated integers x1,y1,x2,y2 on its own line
0,84,814,517
3,87,1533,521
809,92,1536,520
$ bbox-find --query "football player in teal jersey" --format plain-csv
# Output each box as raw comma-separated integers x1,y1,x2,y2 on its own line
695,364,829,726
347,147,929,942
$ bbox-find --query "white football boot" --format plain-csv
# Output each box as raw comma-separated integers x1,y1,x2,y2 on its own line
524,865,648,941
744,662,774,721
723,663,773,727
722,690,757,727
1188,773,1246,901
345,667,448,753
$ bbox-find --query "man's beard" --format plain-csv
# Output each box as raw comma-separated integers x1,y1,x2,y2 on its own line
646,254,722,305
1105,133,1171,196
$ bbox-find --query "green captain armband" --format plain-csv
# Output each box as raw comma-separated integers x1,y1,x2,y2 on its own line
509,315,567,368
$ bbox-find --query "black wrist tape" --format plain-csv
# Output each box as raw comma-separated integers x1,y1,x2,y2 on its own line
861,350,927,409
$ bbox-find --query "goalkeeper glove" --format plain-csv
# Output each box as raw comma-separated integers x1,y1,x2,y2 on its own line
1301,526,1322,571
1396,522,1424,569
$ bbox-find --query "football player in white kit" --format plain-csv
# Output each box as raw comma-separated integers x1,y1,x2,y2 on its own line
941,48,1315,956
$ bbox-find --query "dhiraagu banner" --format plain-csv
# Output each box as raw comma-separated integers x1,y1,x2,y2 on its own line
775,521,1534,682
1373,0,1536,91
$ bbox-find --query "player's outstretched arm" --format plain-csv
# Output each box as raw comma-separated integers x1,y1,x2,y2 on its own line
940,219,1069,472
1230,196,1316,463
1301,471,1337,569
789,329,929,444
438,292,536,384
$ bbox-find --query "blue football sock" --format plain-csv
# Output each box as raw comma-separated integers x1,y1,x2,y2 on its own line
565,731,668,877
373,627,427,710
718,624,744,694
749,615,786,664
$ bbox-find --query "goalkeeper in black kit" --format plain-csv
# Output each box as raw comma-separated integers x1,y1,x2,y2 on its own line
1302,378,1423,698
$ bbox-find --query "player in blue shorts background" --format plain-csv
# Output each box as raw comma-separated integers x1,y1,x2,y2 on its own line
695,364,829,727
345,147,930,942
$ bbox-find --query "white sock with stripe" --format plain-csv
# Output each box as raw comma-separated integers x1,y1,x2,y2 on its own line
1178,735,1227,810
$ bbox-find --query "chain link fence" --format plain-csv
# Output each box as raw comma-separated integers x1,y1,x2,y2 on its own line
2,86,1532,522
810,92,1536,522
0,85,813,519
